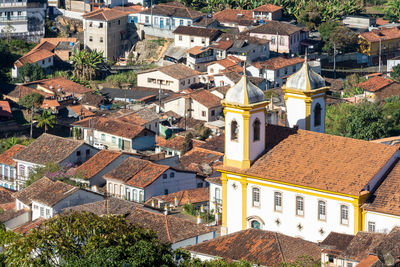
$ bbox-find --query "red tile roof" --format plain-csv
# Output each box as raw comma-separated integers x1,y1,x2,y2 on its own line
13,218,45,235
138,64,201,80
355,255,379,267
252,56,304,70
360,27,400,42
82,7,129,21
179,147,224,175
25,77,91,95
0,100,12,118
14,49,54,68
67,105,95,117
6,85,53,100
0,144,26,167
173,26,220,38
76,150,122,179
190,89,222,108
356,76,395,92
156,135,186,151
41,99,60,109
211,40,234,50
253,4,283,12
149,187,209,206
213,9,253,24
186,46,213,56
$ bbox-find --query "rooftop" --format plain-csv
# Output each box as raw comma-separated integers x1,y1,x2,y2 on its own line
13,134,85,165
173,26,220,38
139,1,203,19
341,232,386,261
0,100,12,118
64,198,141,215
25,77,92,95
6,85,53,100
138,64,201,80
284,60,326,91
213,9,254,24
253,4,283,12
14,49,54,68
156,135,186,151
179,147,223,175
75,150,122,179
67,105,95,117
224,75,266,105
246,20,305,35
190,90,222,108
0,144,26,167
219,124,399,196
187,228,320,265
82,7,129,21
360,27,400,42
149,187,209,206
356,76,395,92
319,232,355,256
252,56,304,70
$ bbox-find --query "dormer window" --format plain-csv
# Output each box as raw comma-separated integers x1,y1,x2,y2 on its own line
253,119,260,141
231,120,238,141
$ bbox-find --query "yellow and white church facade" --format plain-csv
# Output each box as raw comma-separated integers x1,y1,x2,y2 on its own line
218,60,400,243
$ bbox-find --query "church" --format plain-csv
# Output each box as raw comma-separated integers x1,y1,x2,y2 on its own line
218,59,400,242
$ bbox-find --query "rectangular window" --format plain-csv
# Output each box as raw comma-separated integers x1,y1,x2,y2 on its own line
34,205,38,210
179,35,182,41
368,221,376,232
271,36,275,45
99,22,103,28
109,183,113,193
42,60,45,64
202,111,206,117
86,149,90,156
114,184,118,195
197,182,203,188
252,187,260,207
274,192,282,211
163,173,167,179
280,37,284,45
145,16,149,24
89,36,93,42
341,205,349,225
46,208,50,217
170,172,175,178
187,20,191,26
101,134,105,141
19,165,25,177
190,37,194,43
118,20,120,25
40,207,44,217
296,196,304,216
154,17,158,25
120,185,123,196
347,263,353,267
76,151,81,156
164,189,168,195
201,38,205,44
89,22,93,27
180,19,184,25
318,200,326,220
211,110,215,116
100,37,103,43
112,136,116,144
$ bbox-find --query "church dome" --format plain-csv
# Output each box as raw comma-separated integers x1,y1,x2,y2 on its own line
285,61,325,91
225,75,265,105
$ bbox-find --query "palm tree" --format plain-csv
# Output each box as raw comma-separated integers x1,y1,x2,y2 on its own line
86,50,103,81
70,49,85,81
35,110,56,133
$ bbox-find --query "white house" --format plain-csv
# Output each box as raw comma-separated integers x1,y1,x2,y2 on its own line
12,49,54,79
226,37,270,63
252,4,283,21
206,56,243,76
137,64,202,92
173,26,220,48
387,56,400,75
0,144,25,190
205,177,222,214
12,133,98,190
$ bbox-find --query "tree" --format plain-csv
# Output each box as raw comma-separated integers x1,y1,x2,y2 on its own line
391,64,400,81
342,73,365,97
322,25,358,53
318,21,340,42
182,132,194,153
18,93,44,138
385,0,400,22
18,63,45,82
298,2,324,30
70,49,104,82
3,212,175,266
35,110,56,133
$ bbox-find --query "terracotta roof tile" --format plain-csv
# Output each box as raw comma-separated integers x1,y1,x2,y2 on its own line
247,21,305,35
320,232,355,256
6,85,53,100
360,27,400,42
213,9,253,24
156,135,186,151
138,64,201,80
41,99,60,109
24,77,91,95
341,232,386,261
112,5,146,13
139,1,203,19
372,227,400,261
211,40,234,50
150,187,209,206
67,105,95,117
187,228,320,265
207,56,243,69
356,76,395,92
118,108,159,126
13,218,45,234
76,150,122,179
65,198,141,215
0,100,12,118
82,7,129,21
190,90,222,108
375,18,390,26
196,134,224,153
253,4,283,12
13,134,85,165
104,157,169,188
205,176,221,185
219,124,399,196
0,144,26,167
173,26,220,38
355,255,379,267
0,187,14,205
14,49,54,68
179,147,223,175
253,56,304,70
187,46,213,56
0,209,26,223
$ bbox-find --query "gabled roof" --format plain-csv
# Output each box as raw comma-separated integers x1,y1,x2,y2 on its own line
104,157,169,188
173,26,220,39
190,89,222,108
13,134,85,165
0,144,26,167
24,77,92,95
41,99,60,109
246,20,305,35
341,232,386,261
64,198,141,215
82,7,129,21
356,76,395,92
76,150,122,179
213,9,253,24
139,1,203,19
187,228,321,265
360,27,400,42
6,85,53,100
119,108,159,126
156,135,186,151
148,187,209,206
0,100,12,118
13,177,78,206
179,147,223,175
253,4,283,12
14,49,54,68
207,56,242,69
137,64,201,80
319,232,356,256
67,105,95,117
72,117,149,139
0,187,15,205
252,56,304,70
219,124,399,196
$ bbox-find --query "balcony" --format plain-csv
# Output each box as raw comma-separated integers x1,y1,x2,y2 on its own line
0,16,27,22
0,0,27,7
0,175,15,183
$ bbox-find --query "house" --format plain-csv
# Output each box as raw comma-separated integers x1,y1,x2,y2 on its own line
226,37,270,63
206,56,243,75
155,135,186,157
320,231,386,267
100,87,170,104
82,7,139,61
4,84,53,103
0,100,12,120
40,99,60,113
387,56,400,74
210,39,234,60
252,4,283,21
137,64,202,92
186,46,216,72
0,0,46,42
179,147,224,178
73,150,135,187
213,71,266,90
356,75,400,101
12,49,54,79
163,89,223,122
118,108,160,134
13,177,103,221
72,116,155,152
146,187,209,210
205,177,222,214
247,56,305,88
80,92,106,110
213,9,254,31
0,187,15,210
63,105,95,119
137,1,204,37
104,157,202,202
66,198,217,249
192,16,220,29
173,26,220,48
0,145,26,190
358,27,400,65
218,65,400,243
246,21,308,54
12,133,98,190
187,229,320,265
209,85,230,99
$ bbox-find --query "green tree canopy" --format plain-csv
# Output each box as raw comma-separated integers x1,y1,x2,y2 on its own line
322,25,358,53
17,63,45,82
35,110,56,133
391,64,400,81
385,0,400,22
3,212,175,267
18,92,44,110
70,49,104,82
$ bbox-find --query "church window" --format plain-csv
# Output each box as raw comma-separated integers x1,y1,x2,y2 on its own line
251,220,261,229
252,187,260,207
231,120,238,141
318,200,326,220
296,196,304,216
274,192,282,211
341,205,349,224
253,119,261,141
314,103,322,127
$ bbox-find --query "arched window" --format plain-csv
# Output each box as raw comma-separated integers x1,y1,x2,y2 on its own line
252,187,260,207
314,103,322,127
231,120,238,141
251,220,261,229
253,119,261,141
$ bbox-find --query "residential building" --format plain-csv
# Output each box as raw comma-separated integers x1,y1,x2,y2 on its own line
320,231,386,267
213,9,254,31
186,46,216,71
252,4,283,21
226,37,270,63
62,105,95,119
173,26,220,48
218,70,400,243
82,7,139,60
192,16,220,29
14,177,103,221
356,75,400,101
12,49,54,79
206,177,222,214
206,56,243,75
342,15,376,30
179,146,224,178
213,71,266,91
5,84,53,103
146,187,209,210
247,56,305,88
12,133,98,190
66,198,217,249
188,229,320,265
0,0,46,41
104,156,202,202
41,99,60,113
163,89,223,122
156,135,186,157
210,39,234,60
358,26,400,65
72,116,156,152
387,56,400,74
0,145,26,190
118,108,160,134
100,87,171,104
137,64,202,92
137,1,204,37
0,100,12,120
246,21,308,54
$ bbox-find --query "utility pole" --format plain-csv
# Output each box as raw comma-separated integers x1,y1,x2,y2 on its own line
276,31,279,54
333,43,337,79
158,81,162,114
379,38,382,73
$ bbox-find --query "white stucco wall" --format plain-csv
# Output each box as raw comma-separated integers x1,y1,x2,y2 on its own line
309,95,325,133
171,231,215,250
209,182,222,213
164,97,187,117
174,34,210,48
225,109,244,162
364,211,400,234
137,69,199,92
285,94,306,129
